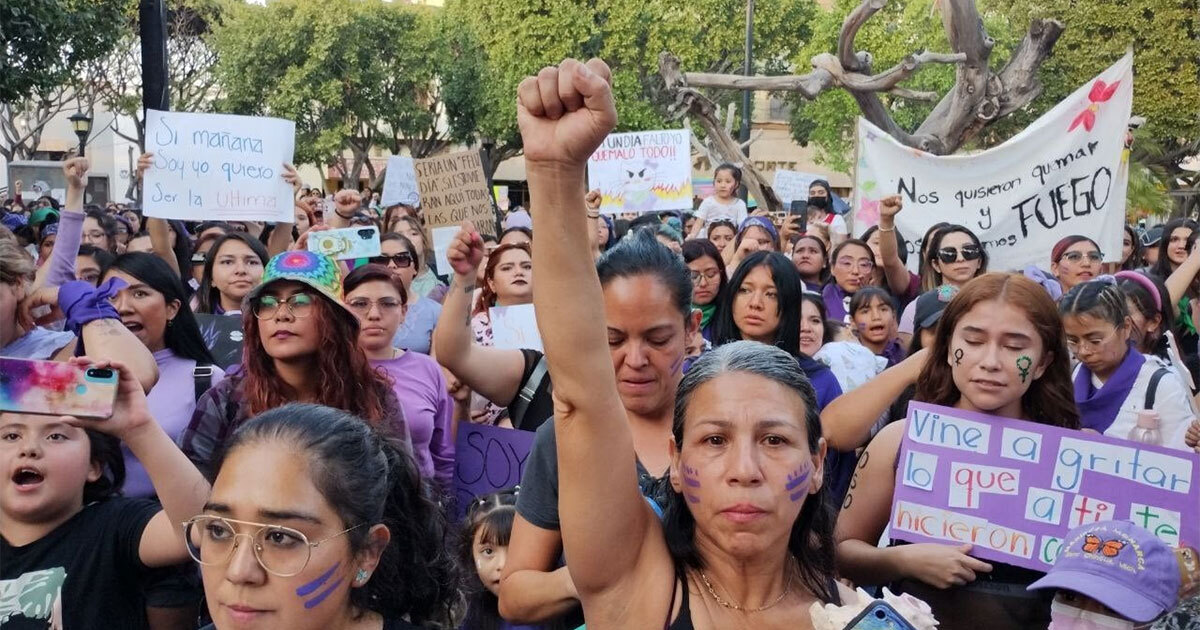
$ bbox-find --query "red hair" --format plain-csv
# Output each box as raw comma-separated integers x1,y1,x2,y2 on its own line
240,294,403,435
473,242,532,315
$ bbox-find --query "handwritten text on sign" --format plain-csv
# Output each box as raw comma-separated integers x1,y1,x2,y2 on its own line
889,401,1199,572
415,150,494,236
142,110,296,222
588,129,693,214
453,423,534,520
853,53,1133,272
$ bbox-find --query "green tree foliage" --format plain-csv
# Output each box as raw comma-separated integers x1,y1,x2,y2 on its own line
442,0,817,168
0,0,127,104
210,0,458,182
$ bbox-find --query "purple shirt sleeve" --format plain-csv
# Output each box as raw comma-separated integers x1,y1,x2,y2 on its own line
45,210,83,287
428,362,456,489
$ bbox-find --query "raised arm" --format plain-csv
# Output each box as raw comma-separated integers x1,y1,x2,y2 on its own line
267,164,301,257
133,153,184,277
431,224,529,405
520,58,658,599
876,195,910,296
821,348,926,450
1166,245,1200,308
32,159,85,290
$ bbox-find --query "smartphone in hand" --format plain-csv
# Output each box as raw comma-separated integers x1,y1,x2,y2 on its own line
308,225,381,260
0,358,118,419
842,601,919,630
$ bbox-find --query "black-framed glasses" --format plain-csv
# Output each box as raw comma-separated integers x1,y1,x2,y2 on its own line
253,293,315,319
369,253,413,269
690,269,720,285
1060,251,1104,264
936,245,983,264
346,297,404,315
182,515,365,577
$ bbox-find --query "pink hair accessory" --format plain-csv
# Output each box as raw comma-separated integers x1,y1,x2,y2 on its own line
1114,271,1161,312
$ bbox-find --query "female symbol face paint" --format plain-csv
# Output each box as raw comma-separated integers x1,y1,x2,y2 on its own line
1016,355,1033,383
295,561,344,609
785,463,811,502
953,348,964,365
681,464,701,504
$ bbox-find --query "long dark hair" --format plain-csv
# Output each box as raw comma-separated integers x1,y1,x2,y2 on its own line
596,228,692,318
460,489,519,630
712,251,804,357
681,238,728,304
83,429,125,503
916,273,1079,428
1117,272,1174,359
1150,218,1196,280
924,224,988,287
217,404,460,625
662,342,836,603
474,242,531,315
861,223,908,265
102,252,214,364
195,232,268,314
799,291,835,348
1121,224,1144,271
84,209,118,253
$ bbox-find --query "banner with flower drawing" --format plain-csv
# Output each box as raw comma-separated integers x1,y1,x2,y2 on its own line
853,53,1133,273
588,129,693,214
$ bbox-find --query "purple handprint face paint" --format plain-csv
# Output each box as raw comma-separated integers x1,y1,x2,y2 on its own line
681,464,701,504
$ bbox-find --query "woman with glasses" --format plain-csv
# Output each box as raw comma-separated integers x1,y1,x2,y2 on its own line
369,232,443,354
343,264,455,491
82,209,119,254
185,403,458,630
1049,235,1103,294
823,239,876,323
898,224,987,347
180,251,409,478
682,239,727,342
1060,279,1193,449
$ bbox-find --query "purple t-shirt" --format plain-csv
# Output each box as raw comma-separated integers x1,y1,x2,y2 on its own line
124,349,225,498
371,352,455,489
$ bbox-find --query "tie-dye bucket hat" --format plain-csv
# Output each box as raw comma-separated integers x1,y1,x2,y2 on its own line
245,250,356,323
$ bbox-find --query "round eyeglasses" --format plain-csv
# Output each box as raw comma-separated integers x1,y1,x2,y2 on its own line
182,515,365,577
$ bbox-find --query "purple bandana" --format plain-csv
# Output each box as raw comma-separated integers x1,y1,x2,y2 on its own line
1073,345,1144,434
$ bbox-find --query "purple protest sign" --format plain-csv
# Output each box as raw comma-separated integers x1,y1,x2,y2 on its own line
453,423,535,520
889,401,1200,572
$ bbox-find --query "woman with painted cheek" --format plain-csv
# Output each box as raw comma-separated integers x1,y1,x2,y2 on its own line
683,238,727,342
899,226,986,348
791,235,829,287
369,234,443,355
1050,235,1103,294
194,233,268,315
101,253,227,498
713,251,843,411
179,251,410,478
344,264,455,490
1061,279,1193,450
824,240,875,323
189,404,458,630
849,287,904,367
837,273,1082,630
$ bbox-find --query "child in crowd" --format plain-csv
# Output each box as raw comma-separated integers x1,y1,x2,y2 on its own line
849,286,906,367
460,488,549,630
688,163,748,238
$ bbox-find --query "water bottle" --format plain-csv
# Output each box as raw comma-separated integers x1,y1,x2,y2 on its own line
1128,410,1163,446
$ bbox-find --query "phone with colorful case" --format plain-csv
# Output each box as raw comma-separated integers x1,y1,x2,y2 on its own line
308,226,381,260
842,601,920,630
0,358,119,419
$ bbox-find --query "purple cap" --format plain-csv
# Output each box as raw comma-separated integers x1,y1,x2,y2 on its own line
1028,520,1180,622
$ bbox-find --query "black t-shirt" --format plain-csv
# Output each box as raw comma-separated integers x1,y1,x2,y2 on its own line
1,497,159,629
509,349,554,432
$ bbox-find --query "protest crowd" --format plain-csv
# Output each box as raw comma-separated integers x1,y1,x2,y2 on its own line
4,57,1200,630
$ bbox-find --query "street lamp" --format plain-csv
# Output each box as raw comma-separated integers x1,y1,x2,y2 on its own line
69,111,93,157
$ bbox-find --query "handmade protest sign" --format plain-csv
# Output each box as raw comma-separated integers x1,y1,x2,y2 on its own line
142,110,296,222
380,156,419,207
588,129,693,214
414,149,494,236
454,423,535,519
772,170,820,209
853,53,1133,272
889,401,1199,572
490,304,543,352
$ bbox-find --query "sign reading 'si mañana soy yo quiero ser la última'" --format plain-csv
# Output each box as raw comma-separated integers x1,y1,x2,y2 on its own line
889,401,1199,572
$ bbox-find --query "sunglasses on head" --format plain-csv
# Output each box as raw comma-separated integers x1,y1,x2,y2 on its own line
936,244,982,264
369,252,413,268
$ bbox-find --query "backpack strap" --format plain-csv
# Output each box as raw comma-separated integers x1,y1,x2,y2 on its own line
1143,367,1171,410
193,364,214,403
510,355,550,430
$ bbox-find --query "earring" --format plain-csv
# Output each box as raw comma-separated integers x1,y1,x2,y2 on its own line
355,569,369,585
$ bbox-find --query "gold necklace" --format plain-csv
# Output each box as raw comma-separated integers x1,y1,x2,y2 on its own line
698,569,793,613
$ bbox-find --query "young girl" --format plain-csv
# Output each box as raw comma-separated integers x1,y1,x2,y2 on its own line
850,286,905,366
1060,278,1194,450
688,163,747,238
179,251,409,478
343,264,455,490
189,403,459,629
1,358,208,629
193,232,268,316
460,489,549,630
836,273,1080,630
